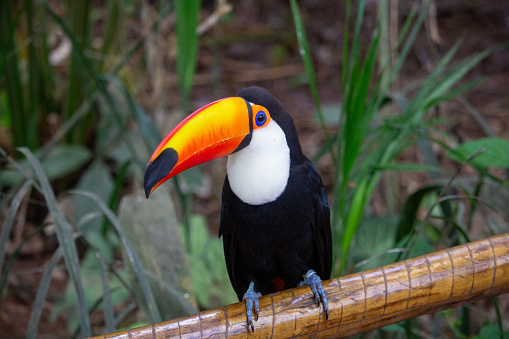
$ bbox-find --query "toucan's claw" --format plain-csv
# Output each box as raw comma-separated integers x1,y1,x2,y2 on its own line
243,282,262,332
299,270,329,320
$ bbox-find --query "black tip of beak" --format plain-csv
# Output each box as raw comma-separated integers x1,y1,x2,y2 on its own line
143,148,179,198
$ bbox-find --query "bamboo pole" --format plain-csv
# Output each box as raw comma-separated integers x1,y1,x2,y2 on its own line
91,232,509,338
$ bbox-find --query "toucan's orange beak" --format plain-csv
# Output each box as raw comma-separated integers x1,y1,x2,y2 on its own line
144,97,253,198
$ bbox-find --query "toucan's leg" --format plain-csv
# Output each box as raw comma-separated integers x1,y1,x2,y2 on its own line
298,269,329,319
243,281,262,332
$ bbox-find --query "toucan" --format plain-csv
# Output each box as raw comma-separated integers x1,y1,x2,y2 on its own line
144,86,332,331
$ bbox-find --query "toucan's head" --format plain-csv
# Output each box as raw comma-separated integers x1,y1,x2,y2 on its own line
144,86,303,199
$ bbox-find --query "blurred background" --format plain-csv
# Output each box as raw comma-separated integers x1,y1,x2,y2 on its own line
1,0,508,337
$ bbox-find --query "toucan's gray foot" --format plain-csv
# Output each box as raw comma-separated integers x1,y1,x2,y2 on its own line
242,281,262,332
298,269,329,320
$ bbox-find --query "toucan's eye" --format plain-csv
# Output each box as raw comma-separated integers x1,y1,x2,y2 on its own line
255,111,267,127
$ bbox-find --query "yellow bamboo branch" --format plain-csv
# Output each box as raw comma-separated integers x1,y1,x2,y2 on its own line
91,232,509,338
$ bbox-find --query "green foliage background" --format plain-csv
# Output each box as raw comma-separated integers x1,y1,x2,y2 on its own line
0,0,508,337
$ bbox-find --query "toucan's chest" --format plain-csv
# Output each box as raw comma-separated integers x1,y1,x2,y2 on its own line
226,120,290,205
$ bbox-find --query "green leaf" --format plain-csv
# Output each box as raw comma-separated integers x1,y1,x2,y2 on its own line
476,323,509,339
180,215,237,308
381,323,406,334
176,0,201,114
0,145,92,186
447,137,509,169
395,185,444,244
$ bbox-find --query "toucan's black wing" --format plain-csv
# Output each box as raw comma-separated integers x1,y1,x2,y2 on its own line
218,177,238,295
306,159,332,280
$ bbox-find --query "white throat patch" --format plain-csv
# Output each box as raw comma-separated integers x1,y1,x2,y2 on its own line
227,120,290,205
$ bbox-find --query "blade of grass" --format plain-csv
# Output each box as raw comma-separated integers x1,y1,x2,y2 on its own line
466,173,484,232
98,0,121,72
63,0,91,144
175,0,201,116
343,24,380,180
428,79,482,108
395,5,417,51
23,0,57,150
377,0,390,87
0,224,45,295
96,251,116,334
102,160,132,236
375,47,490,176
0,146,43,216
0,180,32,277
398,38,465,121
27,235,79,339
0,1,27,147
351,0,366,66
421,50,488,109
342,0,366,87
26,0,41,149
332,0,380,274
69,189,162,323
338,177,369,273
19,147,91,337
289,0,334,161
381,50,490,169
35,1,57,117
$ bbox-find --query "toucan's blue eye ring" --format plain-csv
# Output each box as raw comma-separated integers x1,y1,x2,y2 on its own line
255,111,267,127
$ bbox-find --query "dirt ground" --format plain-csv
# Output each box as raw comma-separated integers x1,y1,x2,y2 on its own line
1,0,508,337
